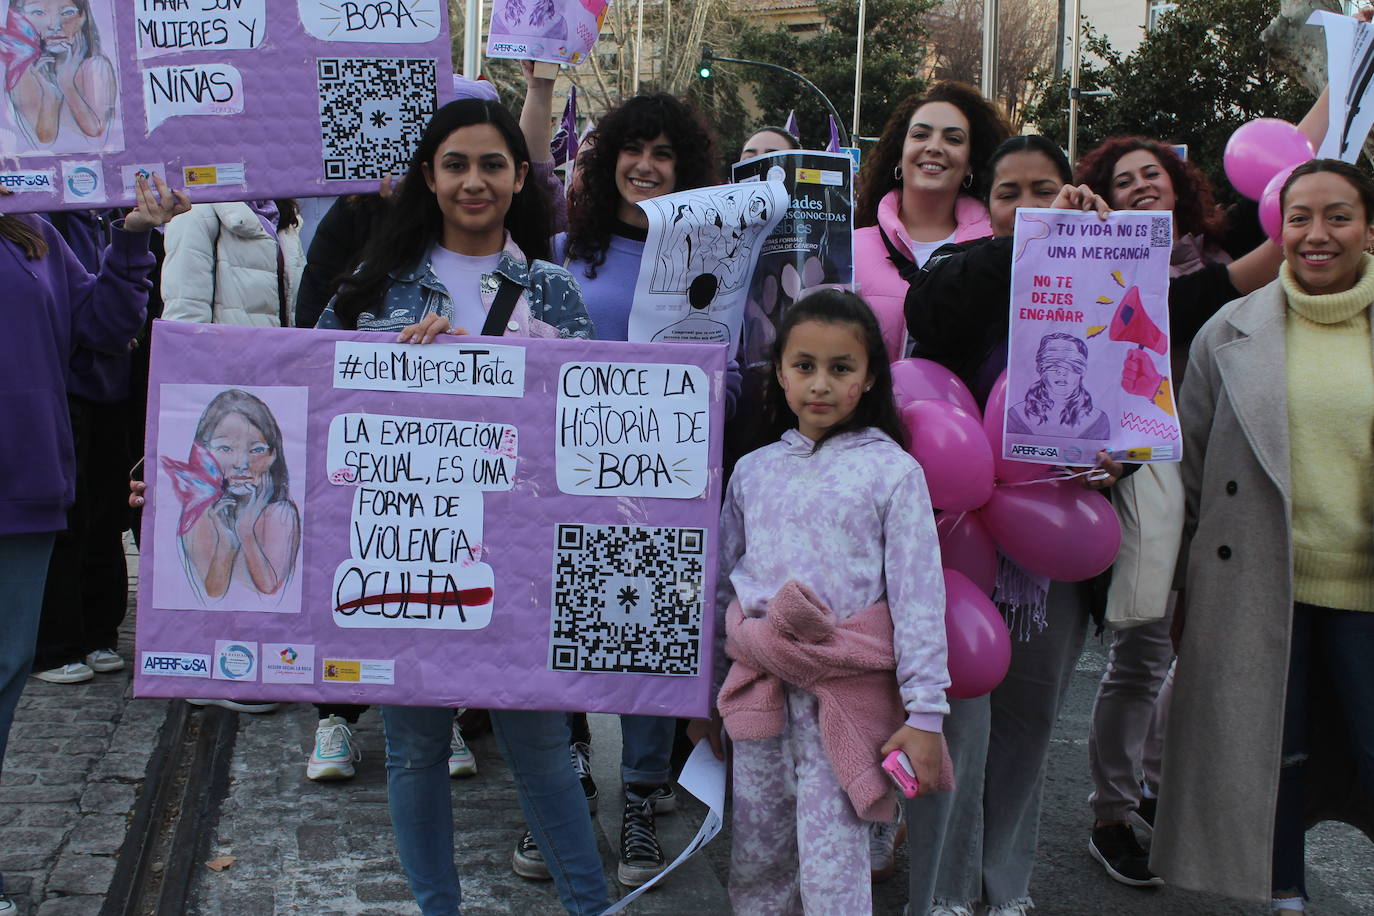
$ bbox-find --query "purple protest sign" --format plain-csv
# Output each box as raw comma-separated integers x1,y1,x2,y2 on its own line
135,321,726,718
1005,208,1181,467
486,0,609,66
0,1,455,211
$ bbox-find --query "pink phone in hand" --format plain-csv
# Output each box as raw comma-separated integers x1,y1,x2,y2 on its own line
882,749,920,798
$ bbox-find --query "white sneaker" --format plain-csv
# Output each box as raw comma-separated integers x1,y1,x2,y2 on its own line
985,904,1033,916
32,662,94,684
929,905,975,916
449,720,477,777
307,715,360,781
869,807,907,883
85,648,125,673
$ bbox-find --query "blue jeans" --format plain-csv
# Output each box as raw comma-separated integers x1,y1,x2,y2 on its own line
1272,603,1374,898
618,715,675,785
382,705,609,916
0,532,56,906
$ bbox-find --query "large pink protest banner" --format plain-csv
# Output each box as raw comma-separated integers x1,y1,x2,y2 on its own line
135,321,726,717
1004,208,1181,467
0,0,454,211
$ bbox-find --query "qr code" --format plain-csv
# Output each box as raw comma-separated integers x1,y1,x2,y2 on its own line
550,524,706,676
1150,216,1172,247
318,58,436,181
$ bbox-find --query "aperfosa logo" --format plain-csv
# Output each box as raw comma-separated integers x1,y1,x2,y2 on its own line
0,170,54,192
141,652,211,677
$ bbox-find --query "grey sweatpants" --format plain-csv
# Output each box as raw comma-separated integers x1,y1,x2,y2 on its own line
1087,603,1175,822
904,581,1089,913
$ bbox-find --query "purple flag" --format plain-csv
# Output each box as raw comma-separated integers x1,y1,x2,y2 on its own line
551,86,578,167
826,115,841,153
784,110,800,144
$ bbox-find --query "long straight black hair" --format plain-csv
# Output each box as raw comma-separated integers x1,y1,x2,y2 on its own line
763,289,906,451
330,99,552,329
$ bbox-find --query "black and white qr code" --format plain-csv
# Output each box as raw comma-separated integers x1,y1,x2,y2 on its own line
1150,216,1172,247
318,58,436,182
550,524,706,676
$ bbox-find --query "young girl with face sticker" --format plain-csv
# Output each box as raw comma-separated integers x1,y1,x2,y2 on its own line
690,289,949,913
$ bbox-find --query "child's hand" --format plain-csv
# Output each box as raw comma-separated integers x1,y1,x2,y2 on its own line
881,725,943,797
687,715,725,761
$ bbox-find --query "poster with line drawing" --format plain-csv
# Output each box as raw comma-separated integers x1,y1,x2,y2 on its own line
1005,208,1181,467
135,322,726,717
627,181,788,353
0,1,455,211
486,0,609,66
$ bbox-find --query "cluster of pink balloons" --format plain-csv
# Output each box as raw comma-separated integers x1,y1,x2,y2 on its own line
893,359,1124,698
1222,118,1314,245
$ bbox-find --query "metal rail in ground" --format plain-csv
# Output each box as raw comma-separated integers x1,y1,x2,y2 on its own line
100,702,238,916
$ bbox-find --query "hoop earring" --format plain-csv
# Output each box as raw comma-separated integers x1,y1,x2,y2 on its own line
893,164,903,182
962,172,973,189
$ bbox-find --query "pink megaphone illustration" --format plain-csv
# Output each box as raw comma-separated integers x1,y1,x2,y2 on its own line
1108,285,1167,355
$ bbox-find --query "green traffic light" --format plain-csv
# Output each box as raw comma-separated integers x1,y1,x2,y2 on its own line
698,63,712,79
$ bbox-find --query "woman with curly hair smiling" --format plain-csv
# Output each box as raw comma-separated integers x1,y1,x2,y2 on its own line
541,92,737,891
853,81,1011,362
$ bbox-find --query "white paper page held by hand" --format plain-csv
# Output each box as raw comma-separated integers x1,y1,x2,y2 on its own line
600,739,727,913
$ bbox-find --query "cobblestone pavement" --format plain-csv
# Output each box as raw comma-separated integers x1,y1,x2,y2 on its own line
3,540,1373,915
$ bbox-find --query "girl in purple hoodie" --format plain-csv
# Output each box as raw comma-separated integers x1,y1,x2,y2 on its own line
693,289,949,913
0,174,187,915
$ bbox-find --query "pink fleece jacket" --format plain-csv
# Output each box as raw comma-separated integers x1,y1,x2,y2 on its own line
717,580,954,822
853,190,993,363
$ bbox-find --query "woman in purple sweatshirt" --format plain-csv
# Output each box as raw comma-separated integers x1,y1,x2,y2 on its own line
0,174,187,915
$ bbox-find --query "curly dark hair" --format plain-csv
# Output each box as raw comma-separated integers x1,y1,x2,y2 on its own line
566,93,718,276
855,82,1012,228
1076,136,1225,244
330,99,551,329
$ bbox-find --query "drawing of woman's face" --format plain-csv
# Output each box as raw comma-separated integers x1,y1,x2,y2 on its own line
207,411,276,495
20,0,84,48
1040,360,1081,398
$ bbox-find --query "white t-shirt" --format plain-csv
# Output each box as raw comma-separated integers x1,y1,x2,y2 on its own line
428,246,502,333
907,230,957,269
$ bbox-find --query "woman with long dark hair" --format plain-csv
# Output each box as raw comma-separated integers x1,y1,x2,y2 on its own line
319,98,604,916
853,82,1011,363
538,92,728,891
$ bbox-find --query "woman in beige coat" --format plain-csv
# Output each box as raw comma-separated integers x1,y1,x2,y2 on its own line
1155,159,1374,910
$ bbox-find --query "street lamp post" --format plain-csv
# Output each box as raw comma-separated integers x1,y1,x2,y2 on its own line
700,47,850,147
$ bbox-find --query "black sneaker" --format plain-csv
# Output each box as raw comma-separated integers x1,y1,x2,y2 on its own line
618,787,666,888
512,829,551,880
1089,824,1164,887
1130,795,1157,834
570,740,598,813
641,782,676,813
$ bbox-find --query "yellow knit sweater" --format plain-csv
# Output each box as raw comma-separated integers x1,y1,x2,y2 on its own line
1281,255,1374,612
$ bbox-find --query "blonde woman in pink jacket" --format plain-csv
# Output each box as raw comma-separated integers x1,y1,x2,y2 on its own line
853,83,1011,363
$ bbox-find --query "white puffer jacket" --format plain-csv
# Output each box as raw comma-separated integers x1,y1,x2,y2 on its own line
161,202,306,326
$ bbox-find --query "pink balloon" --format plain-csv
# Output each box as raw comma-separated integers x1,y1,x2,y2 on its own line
943,569,1012,699
936,512,998,595
982,371,1053,484
890,358,981,420
1224,118,1313,201
902,400,994,512
981,480,1122,582
1259,162,1302,246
